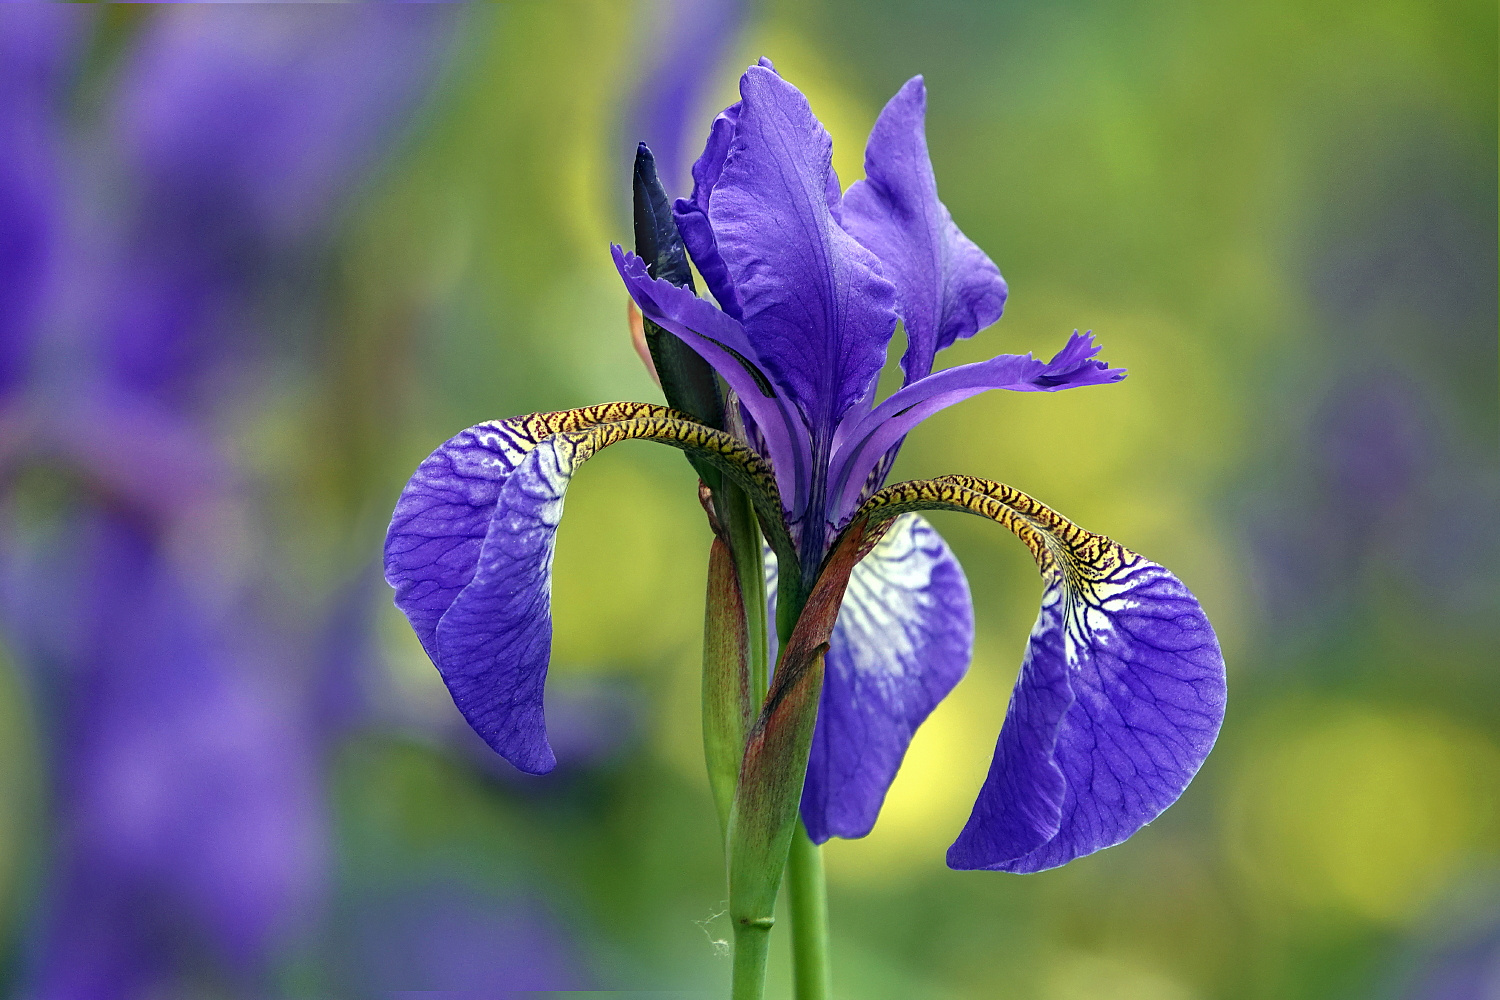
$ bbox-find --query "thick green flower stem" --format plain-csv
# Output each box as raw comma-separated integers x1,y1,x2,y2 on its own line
774,574,832,1000
787,821,831,1000
732,920,773,1000
716,481,776,1000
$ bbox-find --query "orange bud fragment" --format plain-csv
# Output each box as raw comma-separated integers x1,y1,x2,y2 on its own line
626,300,661,387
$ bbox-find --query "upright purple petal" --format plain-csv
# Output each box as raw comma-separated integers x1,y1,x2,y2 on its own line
672,55,776,318
842,77,1007,382
828,332,1125,523
707,64,898,437
947,551,1225,872
674,103,745,319
801,514,973,842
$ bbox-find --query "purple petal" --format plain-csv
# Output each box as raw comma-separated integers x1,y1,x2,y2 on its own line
431,435,607,775
828,332,1126,523
801,514,973,842
384,421,541,666
674,103,745,318
842,77,1008,383
613,245,812,514
946,553,1225,872
707,64,898,435
386,423,637,775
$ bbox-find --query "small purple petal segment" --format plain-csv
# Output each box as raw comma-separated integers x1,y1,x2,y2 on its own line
706,64,898,434
384,420,543,666
842,77,1008,383
801,513,973,842
613,245,812,514
828,332,1126,523
947,550,1225,872
674,101,745,319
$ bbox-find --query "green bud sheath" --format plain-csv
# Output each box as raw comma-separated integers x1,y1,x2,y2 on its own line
726,519,889,934
703,533,754,838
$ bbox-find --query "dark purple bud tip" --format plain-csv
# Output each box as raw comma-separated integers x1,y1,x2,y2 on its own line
630,143,724,436
632,142,695,291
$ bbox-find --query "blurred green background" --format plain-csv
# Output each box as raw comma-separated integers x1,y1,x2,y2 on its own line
1,2,1495,998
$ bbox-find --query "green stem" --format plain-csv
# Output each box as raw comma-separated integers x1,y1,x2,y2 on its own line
731,922,772,1000
719,482,774,1000
787,820,832,999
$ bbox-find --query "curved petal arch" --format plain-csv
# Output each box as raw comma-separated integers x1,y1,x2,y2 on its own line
384,408,788,773
848,476,1226,872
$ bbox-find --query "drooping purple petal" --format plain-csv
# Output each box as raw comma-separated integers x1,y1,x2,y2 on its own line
800,513,973,842
430,436,599,775
842,77,1007,383
613,246,812,513
386,417,664,776
827,332,1126,523
946,552,1225,872
706,64,898,436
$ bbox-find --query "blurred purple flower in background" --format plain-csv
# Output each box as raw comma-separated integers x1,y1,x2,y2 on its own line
0,7,455,997
0,7,71,403
102,6,455,412
627,0,746,197
1247,127,1499,647
333,880,592,994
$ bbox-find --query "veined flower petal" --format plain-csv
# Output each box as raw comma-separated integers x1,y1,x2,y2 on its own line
848,476,1226,872
842,77,1007,383
384,405,786,772
801,513,973,843
706,64,897,437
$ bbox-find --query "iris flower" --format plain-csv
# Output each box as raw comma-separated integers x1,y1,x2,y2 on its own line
385,61,1225,886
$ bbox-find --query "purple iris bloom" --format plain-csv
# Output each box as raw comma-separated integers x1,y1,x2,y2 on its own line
385,63,1226,873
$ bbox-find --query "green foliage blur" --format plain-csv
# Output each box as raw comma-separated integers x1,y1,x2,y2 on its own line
3,2,1494,997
